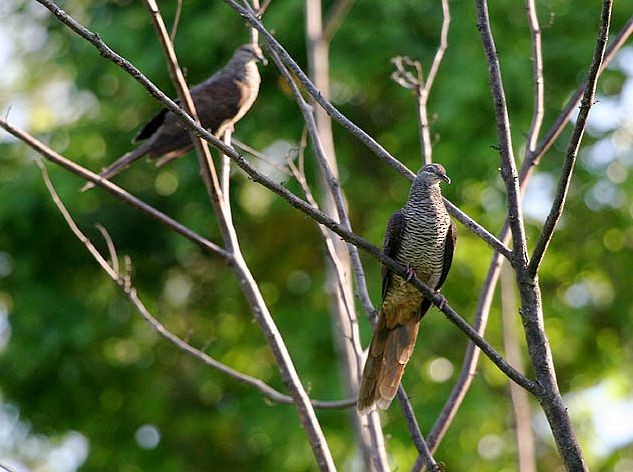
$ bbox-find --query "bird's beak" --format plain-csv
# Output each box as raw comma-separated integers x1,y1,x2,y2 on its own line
438,172,451,184
256,52,268,66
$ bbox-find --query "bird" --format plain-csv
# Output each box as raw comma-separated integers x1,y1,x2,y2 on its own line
82,43,266,191
357,163,456,413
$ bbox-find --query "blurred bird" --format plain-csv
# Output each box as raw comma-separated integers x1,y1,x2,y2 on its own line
82,43,266,191
358,163,456,413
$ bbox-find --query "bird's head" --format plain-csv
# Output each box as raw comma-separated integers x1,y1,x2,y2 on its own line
416,163,451,186
236,43,268,66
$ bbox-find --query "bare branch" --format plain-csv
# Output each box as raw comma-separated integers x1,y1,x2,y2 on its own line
220,129,233,213
232,138,293,176
169,0,183,42
524,0,544,154
528,0,613,276
475,0,529,268
0,119,230,260
423,0,450,99
258,0,273,17
393,386,439,472
526,16,633,166
443,199,512,262
95,223,120,275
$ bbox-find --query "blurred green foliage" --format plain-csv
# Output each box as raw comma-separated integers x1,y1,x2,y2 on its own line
1,0,633,470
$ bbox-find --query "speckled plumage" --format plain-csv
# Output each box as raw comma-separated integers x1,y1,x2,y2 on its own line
358,163,456,413
82,44,264,190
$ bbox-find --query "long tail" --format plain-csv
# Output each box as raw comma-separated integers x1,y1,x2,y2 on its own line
358,315,420,413
81,144,150,192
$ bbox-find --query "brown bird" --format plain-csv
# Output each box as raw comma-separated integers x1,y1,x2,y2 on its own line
358,163,456,413
82,43,266,191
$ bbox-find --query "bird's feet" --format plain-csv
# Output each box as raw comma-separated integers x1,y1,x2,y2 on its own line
405,264,417,282
435,291,447,310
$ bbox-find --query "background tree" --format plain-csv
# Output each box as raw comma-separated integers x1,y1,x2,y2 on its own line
1,0,633,471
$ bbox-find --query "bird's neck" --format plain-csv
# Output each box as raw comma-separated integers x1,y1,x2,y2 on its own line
406,182,442,207
228,59,259,83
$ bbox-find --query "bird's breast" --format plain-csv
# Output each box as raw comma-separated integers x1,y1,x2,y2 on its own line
396,203,450,288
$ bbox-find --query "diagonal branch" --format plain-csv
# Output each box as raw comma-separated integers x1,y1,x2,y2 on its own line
526,16,633,166
528,1,613,276
0,118,229,260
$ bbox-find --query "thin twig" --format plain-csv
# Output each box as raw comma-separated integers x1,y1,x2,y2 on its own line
528,0,612,276
391,0,449,166
423,0,450,99
391,55,431,164
169,0,183,42
526,16,633,165
258,0,273,16
524,0,544,154
0,119,230,260
220,129,233,213
395,386,440,472
95,223,120,275
231,138,293,176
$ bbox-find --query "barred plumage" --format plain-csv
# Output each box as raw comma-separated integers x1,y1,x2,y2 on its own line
358,163,456,413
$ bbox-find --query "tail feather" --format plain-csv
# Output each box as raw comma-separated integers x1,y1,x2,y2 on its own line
358,316,420,413
81,144,150,192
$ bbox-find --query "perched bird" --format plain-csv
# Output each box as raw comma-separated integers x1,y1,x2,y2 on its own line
82,43,266,191
358,163,456,413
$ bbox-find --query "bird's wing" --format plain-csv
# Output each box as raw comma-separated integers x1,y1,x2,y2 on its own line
381,210,406,301
133,107,171,143
194,75,245,133
436,219,456,290
131,70,243,143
